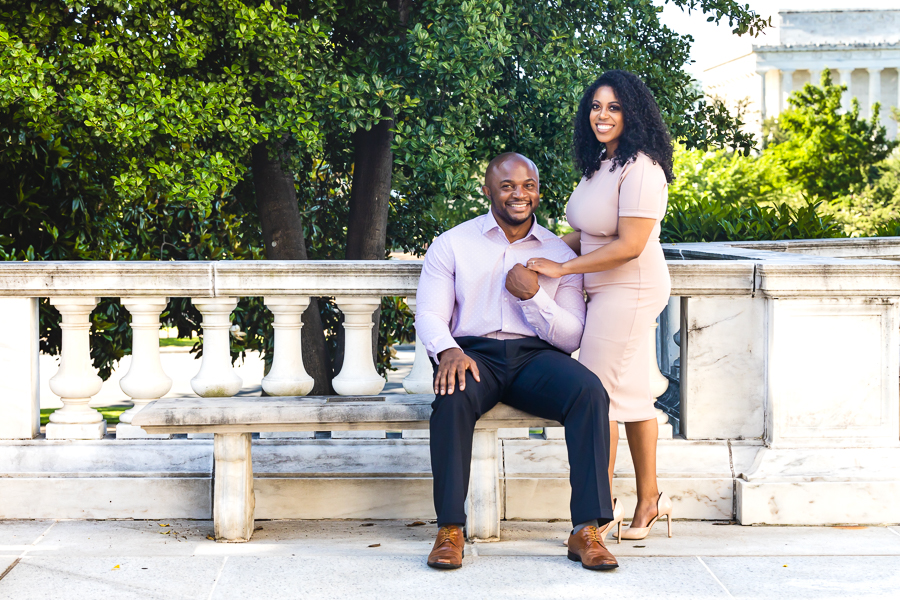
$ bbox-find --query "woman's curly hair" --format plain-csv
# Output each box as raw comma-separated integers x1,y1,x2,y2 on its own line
573,70,674,183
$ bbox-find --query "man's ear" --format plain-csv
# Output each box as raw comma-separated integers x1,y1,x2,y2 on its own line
481,185,492,200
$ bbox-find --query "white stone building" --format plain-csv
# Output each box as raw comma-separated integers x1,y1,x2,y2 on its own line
703,9,900,139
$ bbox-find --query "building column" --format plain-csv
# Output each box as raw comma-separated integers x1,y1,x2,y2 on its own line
810,68,824,88
835,68,851,112
756,70,767,121
868,68,882,119
894,66,900,119
780,69,794,112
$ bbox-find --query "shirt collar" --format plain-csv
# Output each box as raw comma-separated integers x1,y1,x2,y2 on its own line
481,211,556,243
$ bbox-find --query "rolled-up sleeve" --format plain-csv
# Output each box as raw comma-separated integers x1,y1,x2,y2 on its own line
414,235,460,361
518,272,585,353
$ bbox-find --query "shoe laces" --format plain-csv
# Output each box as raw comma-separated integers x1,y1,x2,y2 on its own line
437,526,458,547
584,526,605,546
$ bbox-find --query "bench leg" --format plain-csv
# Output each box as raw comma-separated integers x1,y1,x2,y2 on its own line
466,428,501,542
214,432,255,542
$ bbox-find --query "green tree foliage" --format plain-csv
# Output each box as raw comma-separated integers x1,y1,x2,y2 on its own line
665,71,900,243
664,147,841,243
766,70,896,201
1,0,769,380
662,195,841,243
825,150,900,237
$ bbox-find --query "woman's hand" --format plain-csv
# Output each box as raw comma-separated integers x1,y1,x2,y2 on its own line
526,258,566,279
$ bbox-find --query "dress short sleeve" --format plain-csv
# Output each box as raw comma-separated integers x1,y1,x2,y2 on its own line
617,153,667,219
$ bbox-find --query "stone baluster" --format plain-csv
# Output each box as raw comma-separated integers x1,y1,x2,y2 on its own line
190,297,242,397
259,296,315,439
868,67,882,120
261,296,314,396
402,297,433,395
780,69,794,112
648,322,674,439
331,296,386,438
331,296,385,396
117,297,173,439
46,297,106,440
402,296,434,439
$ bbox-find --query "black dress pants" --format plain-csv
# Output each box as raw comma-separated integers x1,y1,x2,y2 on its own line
430,336,614,528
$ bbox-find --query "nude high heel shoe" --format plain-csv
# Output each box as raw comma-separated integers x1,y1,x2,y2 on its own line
616,492,673,541
597,498,625,544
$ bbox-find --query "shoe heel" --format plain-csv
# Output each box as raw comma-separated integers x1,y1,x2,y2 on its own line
667,514,673,538
616,520,621,544
567,551,581,563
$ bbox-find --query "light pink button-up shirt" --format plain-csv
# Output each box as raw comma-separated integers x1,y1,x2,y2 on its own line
415,211,586,361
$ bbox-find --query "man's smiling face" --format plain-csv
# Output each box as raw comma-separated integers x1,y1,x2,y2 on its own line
483,155,540,229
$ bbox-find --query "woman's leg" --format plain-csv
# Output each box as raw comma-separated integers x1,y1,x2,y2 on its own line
623,417,659,527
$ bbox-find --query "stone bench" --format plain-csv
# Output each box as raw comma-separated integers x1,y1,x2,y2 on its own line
133,394,558,542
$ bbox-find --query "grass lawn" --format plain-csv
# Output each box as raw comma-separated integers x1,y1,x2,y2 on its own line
159,337,200,347
40,406,130,426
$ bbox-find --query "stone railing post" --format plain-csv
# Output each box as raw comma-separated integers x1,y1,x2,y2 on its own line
261,296,314,396
466,428,501,541
738,262,900,525
0,298,40,439
214,432,255,542
331,296,385,396
46,297,106,440
680,295,766,440
190,297,242,397
117,297,173,439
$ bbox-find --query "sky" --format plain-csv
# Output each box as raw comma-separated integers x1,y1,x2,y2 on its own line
657,0,900,83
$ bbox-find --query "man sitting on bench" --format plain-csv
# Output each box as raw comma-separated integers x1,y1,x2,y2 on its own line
415,152,617,571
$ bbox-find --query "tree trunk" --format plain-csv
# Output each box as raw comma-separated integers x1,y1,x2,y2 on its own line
252,140,334,395
346,115,395,359
346,117,395,261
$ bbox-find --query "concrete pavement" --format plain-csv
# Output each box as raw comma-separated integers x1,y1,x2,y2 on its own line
2,520,899,599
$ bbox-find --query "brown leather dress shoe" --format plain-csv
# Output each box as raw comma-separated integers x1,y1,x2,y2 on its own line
427,525,465,570
567,526,619,570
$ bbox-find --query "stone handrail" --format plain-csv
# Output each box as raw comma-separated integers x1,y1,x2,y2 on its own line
3,245,900,527
0,258,755,297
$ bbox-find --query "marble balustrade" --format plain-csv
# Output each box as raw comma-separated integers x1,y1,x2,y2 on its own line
2,244,900,526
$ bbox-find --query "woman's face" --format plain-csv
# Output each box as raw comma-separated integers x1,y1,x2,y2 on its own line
589,85,624,153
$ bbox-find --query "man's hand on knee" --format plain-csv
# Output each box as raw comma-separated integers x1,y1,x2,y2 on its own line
434,348,481,395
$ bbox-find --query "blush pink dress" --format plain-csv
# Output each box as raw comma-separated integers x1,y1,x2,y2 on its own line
566,152,671,422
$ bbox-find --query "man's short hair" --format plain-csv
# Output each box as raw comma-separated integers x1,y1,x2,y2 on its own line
485,152,539,186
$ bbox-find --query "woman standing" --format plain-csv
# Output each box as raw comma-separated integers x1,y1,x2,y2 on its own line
527,70,674,540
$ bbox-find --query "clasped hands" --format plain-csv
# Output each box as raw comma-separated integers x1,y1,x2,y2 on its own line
433,259,564,395
505,257,565,298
